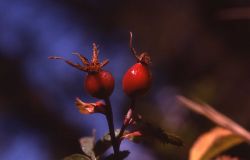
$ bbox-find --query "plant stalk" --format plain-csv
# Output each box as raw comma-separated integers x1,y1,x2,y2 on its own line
118,99,136,148
104,98,119,159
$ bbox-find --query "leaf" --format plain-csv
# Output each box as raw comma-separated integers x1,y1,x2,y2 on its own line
189,127,243,160
135,121,183,146
79,137,96,160
63,154,92,160
79,131,96,160
104,150,130,160
177,96,250,142
177,95,250,160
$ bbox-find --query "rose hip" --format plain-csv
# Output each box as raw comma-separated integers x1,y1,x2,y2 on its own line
49,43,114,99
122,32,152,98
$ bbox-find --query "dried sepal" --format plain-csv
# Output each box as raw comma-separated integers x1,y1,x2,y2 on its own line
138,52,151,64
72,52,89,65
123,109,133,125
122,131,142,141
75,97,106,114
100,59,109,68
48,56,87,71
92,43,99,64
123,109,142,126
48,43,109,73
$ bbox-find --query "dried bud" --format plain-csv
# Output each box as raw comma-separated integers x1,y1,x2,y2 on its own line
48,43,109,73
124,109,133,125
123,109,142,126
75,97,106,114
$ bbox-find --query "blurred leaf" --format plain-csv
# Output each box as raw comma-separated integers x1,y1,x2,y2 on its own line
135,121,183,146
189,127,243,160
63,154,92,160
167,133,184,146
177,96,250,142
104,150,130,160
79,136,96,160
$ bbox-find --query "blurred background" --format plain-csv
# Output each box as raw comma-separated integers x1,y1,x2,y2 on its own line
1,0,250,159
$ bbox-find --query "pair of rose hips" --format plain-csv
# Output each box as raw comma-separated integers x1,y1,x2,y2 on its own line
90,54,151,99
49,33,151,99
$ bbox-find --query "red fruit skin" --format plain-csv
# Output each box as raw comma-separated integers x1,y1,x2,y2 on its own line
84,71,115,99
122,63,151,97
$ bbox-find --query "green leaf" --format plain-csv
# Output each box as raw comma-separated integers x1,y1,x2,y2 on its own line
190,127,244,160
63,154,92,160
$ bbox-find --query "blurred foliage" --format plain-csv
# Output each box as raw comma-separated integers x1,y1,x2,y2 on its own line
189,127,243,160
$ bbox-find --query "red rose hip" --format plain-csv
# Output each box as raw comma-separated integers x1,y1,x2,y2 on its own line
122,63,151,97
122,32,152,98
85,70,114,98
49,43,114,99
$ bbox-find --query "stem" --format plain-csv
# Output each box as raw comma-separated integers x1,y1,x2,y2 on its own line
104,98,119,159
118,99,136,147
